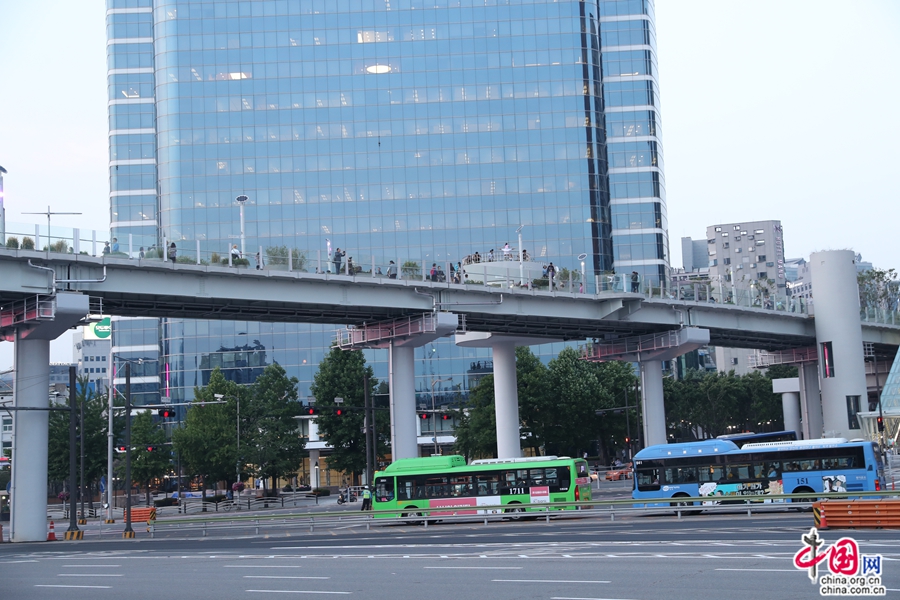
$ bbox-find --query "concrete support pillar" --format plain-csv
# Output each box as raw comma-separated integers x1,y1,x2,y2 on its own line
492,342,522,459
809,250,867,438
10,336,51,542
389,343,417,460
639,359,667,447
799,362,824,439
772,378,802,436
781,392,801,435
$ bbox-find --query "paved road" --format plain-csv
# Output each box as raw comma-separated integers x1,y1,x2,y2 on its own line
2,510,899,599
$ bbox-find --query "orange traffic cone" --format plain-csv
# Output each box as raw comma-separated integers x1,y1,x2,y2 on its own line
47,520,58,541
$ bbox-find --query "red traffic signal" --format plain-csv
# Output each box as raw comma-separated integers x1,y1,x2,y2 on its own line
334,408,345,416
418,413,430,420
877,416,885,432
441,413,451,421
146,446,156,452
116,445,127,453
158,408,176,418
305,407,318,415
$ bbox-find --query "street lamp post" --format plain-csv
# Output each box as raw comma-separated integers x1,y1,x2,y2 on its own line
235,195,248,259
123,362,134,537
314,461,320,489
516,225,524,286
430,377,452,455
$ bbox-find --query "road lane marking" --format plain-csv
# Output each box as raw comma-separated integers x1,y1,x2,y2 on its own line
551,597,638,600
37,585,113,589
62,565,120,568
715,568,800,572
226,565,305,568
424,566,522,570
244,576,330,580
246,591,350,595
493,580,610,584
58,574,123,577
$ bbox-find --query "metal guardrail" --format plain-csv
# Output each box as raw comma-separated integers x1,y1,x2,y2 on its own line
145,490,900,538
178,492,318,514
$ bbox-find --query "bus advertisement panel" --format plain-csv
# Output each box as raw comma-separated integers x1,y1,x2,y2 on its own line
632,438,885,509
373,455,591,520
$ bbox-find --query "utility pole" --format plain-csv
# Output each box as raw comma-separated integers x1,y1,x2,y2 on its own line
364,374,374,485
123,363,134,538
66,366,80,538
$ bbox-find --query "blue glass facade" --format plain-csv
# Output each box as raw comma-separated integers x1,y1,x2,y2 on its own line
106,0,668,407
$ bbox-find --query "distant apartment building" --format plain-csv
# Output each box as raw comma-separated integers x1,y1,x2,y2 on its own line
681,220,788,375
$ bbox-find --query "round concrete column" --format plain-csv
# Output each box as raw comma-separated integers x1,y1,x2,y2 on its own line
389,343,418,459
493,342,522,458
10,337,51,542
809,250,867,438
781,392,801,435
639,359,667,447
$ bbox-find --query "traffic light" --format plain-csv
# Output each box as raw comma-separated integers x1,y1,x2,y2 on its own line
419,413,430,420
441,413,451,421
305,407,318,416
116,445,127,453
146,446,156,452
333,407,345,416
877,416,885,432
158,408,176,418
625,437,631,445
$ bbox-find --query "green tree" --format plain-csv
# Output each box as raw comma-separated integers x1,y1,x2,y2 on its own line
742,370,784,431
243,363,306,491
452,374,498,461
589,360,639,461
539,347,600,456
128,410,170,505
310,347,385,485
858,267,898,311
172,369,246,497
766,364,799,380
517,347,550,455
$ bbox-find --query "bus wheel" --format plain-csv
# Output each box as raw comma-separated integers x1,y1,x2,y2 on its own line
504,502,526,521
401,508,425,525
670,493,700,516
790,487,815,512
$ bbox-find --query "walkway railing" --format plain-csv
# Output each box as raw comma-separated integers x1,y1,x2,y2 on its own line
3,222,898,325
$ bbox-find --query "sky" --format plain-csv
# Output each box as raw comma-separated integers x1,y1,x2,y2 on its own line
0,0,898,367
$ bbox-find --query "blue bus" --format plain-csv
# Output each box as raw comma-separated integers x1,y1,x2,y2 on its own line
716,430,797,448
632,437,885,509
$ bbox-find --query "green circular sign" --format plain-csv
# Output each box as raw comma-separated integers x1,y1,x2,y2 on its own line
93,317,111,339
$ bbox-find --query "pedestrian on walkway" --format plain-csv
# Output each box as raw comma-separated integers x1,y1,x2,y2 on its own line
167,242,177,263
333,247,345,273
387,260,397,279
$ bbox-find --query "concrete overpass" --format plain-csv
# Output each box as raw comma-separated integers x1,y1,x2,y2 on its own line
1,248,898,541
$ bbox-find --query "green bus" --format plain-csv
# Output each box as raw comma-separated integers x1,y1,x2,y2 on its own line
372,454,592,521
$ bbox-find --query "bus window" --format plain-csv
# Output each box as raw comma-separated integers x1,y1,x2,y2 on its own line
699,465,724,482
728,464,751,480
426,476,449,497
637,468,660,491
665,467,696,484
397,477,417,501
575,461,590,479
530,469,545,486
375,477,394,502
476,474,499,496
545,468,559,487
450,475,472,496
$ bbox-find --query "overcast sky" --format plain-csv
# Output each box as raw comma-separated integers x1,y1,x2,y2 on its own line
0,0,898,367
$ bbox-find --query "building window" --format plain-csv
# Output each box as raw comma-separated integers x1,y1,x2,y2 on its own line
846,395,861,430
2,418,11,433
709,259,717,267
723,258,731,265
757,272,768,279
757,255,766,261
715,227,722,232
733,225,740,230
756,240,765,246
766,262,774,267
821,341,835,378
723,242,729,249
735,248,742,253
754,229,765,234
735,236,741,241
741,231,748,235
721,232,728,237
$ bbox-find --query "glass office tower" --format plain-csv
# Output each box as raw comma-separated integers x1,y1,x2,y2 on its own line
106,0,668,409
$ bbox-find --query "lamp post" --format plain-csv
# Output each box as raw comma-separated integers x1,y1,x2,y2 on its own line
123,362,134,537
516,225,524,286
106,356,147,530
235,195,248,259
430,377,452,455
0,165,7,245
314,461,320,489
